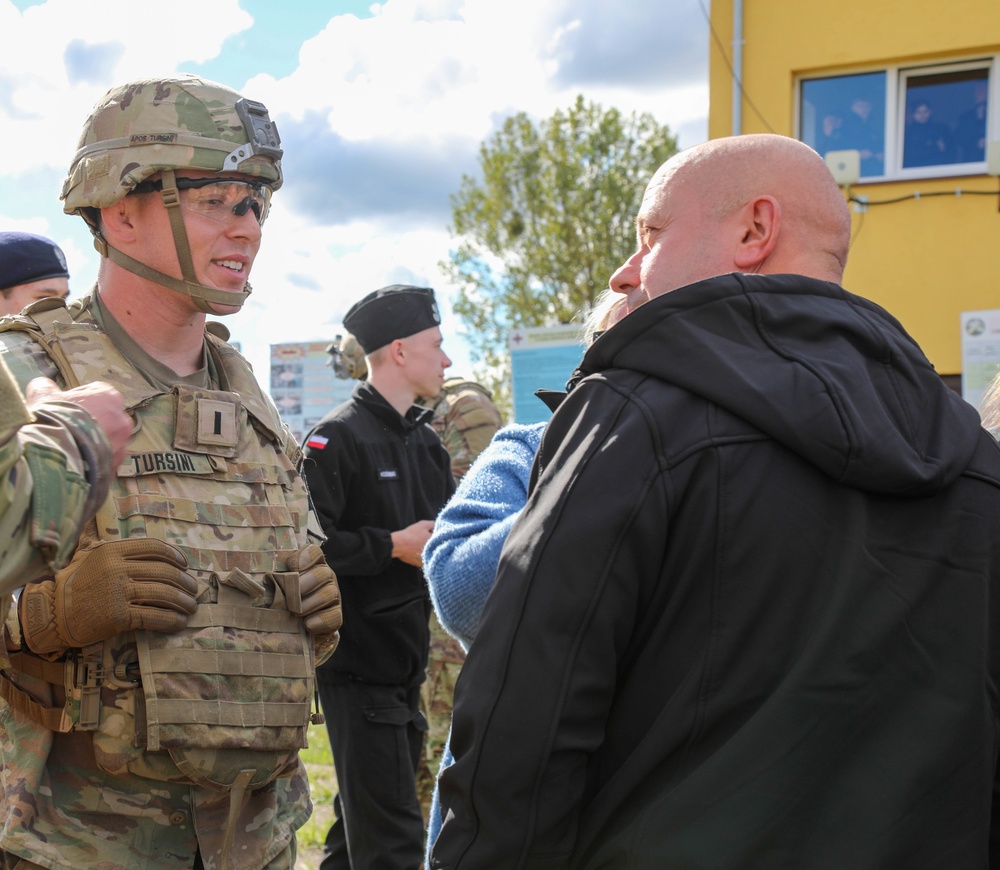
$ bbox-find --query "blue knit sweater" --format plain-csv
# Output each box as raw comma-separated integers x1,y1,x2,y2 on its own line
422,422,545,859
424,422,545,651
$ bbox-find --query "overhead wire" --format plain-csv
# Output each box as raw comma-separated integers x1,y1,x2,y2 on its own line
698,0,1000,250
847,187,1000,207
843,183,1000,249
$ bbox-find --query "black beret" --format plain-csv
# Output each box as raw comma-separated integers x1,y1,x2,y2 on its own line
0,232,69,291
343,284,441,353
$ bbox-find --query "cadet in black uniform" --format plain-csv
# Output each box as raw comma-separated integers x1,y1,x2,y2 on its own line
303,285,455,870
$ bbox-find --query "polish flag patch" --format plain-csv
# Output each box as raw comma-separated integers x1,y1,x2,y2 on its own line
306,434,329,450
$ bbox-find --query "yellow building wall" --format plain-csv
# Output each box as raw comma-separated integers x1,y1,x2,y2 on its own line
709,0,1000,376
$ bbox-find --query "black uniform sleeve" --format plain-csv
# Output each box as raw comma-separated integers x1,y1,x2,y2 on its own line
302,420,394,576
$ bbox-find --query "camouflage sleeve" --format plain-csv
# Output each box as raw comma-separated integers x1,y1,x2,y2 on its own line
0,361,34,618
278,418,337,665
302,495,337,666
0,345,113,621
279,418,305,472
440,390,504,482
0,324,64,387
314,630,338,666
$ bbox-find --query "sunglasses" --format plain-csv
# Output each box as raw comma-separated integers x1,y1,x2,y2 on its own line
132,176,273,225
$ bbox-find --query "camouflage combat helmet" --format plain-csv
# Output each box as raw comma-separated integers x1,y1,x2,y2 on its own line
326,332,368,380
61,75,283,313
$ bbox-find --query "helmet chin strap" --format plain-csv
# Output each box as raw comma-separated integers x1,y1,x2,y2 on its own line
91,168,252,314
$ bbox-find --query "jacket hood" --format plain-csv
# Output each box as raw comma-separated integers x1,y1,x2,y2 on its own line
580,273,982,496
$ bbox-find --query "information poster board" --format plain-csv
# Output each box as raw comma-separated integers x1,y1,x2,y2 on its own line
509,325,585,424
960,309,1000,414
270,341,353,443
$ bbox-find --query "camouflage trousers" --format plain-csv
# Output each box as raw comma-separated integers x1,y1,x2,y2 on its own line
0,840,298,869
416,612,466,819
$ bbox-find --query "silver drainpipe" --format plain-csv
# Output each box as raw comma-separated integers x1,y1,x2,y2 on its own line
732,0,744,135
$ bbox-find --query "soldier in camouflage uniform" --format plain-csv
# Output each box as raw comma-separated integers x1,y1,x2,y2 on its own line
325,332,368,381
0,76,342,870
0,234,131,606
425,377,504,485
0,358,130,610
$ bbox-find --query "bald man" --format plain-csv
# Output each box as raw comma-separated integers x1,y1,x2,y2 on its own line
432,135,1000,869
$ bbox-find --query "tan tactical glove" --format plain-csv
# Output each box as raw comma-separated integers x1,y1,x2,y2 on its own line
280,543,343,638
20,538,200,656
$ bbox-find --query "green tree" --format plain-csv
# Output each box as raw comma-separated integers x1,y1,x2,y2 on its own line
442,95,678,413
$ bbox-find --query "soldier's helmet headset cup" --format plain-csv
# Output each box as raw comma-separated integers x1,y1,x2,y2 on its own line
326,333,369,381
61,75,283,314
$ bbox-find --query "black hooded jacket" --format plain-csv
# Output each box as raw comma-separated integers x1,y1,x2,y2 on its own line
433,273,1000,869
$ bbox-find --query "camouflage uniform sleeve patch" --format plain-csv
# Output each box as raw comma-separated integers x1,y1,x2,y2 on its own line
0,356,32,443
0,328,64,390
0,341,112,596
0,409,101,599
21,440,89,567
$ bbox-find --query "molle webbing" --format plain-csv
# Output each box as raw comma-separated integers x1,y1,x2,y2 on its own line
0,298,83,389
0,653,73,732
138,603,312,748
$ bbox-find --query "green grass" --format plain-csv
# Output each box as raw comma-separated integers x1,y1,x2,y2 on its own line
301,720,335,767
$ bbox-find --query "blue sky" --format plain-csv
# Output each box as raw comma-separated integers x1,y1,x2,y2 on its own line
190,1,376,83
0,0,709,381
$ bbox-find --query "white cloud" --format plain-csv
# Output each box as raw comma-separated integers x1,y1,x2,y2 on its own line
0,0,709,389
0,0,253,171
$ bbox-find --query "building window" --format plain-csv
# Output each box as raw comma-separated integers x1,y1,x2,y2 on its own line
801,72,886,177
799,58,994,181
902,67,988,168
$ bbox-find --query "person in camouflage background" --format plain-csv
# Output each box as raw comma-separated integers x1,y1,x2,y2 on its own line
425,378,504,485
0,357,129,614
415,378,502,813
325,335,504,819
0,75,342,870
325,332,368,381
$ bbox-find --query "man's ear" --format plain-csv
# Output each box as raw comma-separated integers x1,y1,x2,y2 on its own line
387,337,407,367
99,198,139,246
733,195,780,270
